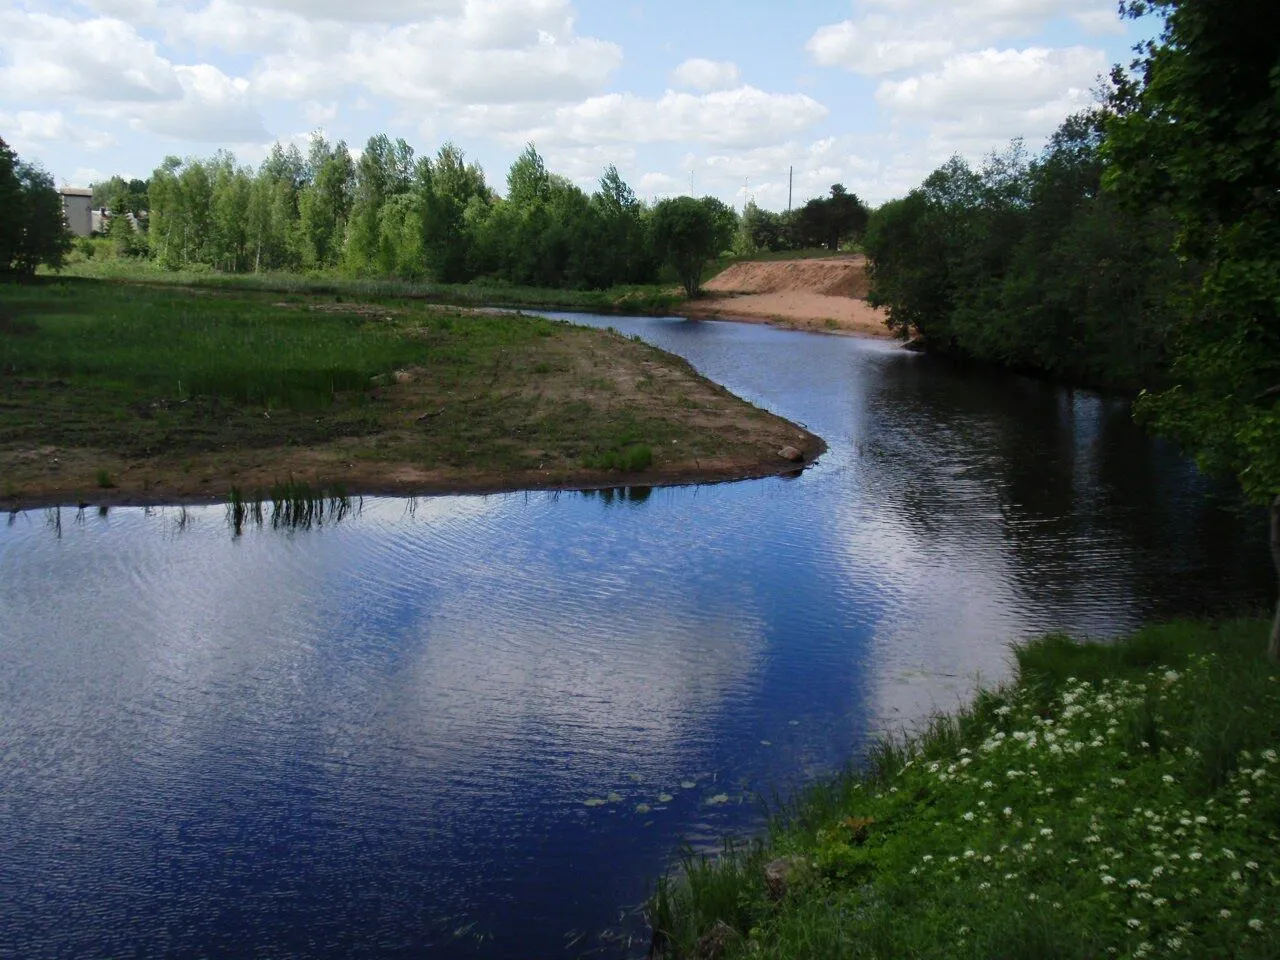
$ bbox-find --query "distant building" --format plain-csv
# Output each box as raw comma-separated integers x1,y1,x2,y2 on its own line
60,187,93,237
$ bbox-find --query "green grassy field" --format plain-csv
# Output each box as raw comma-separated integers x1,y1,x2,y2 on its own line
0,278,821,506
55,257,686,315
651,619,1280,959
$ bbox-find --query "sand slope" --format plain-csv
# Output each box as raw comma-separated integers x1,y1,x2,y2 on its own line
689,255,891,338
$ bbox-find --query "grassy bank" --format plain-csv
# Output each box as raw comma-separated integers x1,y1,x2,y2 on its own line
651,619,1280,959
54,257,686,315
0,278,822,507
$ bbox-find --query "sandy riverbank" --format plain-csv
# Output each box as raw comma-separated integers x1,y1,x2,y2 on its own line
685,255,894,338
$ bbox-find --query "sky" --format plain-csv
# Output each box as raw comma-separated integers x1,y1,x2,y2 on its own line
0,0,1156,211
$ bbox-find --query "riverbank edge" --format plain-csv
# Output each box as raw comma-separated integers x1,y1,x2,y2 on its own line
0,451,825,514
648,617,1280,959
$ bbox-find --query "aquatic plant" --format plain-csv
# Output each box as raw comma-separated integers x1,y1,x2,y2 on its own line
227,481,357,535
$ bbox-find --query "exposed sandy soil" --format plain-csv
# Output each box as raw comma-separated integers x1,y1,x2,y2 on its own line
686,255,893,338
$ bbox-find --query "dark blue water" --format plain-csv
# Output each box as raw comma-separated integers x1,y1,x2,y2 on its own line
1,316,1271,959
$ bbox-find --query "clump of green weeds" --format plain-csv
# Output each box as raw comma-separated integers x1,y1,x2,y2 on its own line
583,443,653,473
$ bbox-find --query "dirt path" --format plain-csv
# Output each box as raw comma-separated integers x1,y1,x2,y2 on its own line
685,255,893,338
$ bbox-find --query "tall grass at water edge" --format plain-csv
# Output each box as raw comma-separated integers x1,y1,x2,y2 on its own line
650,619,1280,959
227,481,356,533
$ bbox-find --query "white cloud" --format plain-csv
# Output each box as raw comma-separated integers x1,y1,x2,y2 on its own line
0,110,117,152
876,46,1105,125
674,135,908,208
539,143,638,187
0,12,182,102
238,0,464,21
0,9,268,144
302,101,340,126
808,16,957,76
162,0,324,54
671,58,741,92
1072,9,1127,35
242,0,622,108
525,88,829,150
808,0,1118,75
637,171,683,197
348,23,620,106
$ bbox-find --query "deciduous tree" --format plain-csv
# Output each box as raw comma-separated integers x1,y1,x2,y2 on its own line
1106,0,1280,659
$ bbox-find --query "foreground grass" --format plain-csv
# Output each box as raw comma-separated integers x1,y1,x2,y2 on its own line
651,619,1280,959
55,257,685,315
0,278,820,506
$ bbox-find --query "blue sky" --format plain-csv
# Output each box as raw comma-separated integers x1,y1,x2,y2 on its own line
0,1,1155,209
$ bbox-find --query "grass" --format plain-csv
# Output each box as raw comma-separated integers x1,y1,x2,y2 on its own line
0,277,815,505
54,258,686,315
650,618,1280,959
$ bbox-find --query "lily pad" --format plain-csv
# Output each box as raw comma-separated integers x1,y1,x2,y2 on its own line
584,798,607,808
706,793,730,806
635,803,652,814
607,792,624,804
680,780,696,790
760,740,772,747
657,793,674,804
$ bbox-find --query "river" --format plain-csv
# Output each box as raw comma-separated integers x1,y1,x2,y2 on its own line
0,314,1271,958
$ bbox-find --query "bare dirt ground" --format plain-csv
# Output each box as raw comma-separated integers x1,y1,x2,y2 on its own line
685,255,893,338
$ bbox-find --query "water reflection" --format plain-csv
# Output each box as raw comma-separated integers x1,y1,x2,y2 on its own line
0,316,1271,959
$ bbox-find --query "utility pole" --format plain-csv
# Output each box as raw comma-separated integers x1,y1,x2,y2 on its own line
787,166,793,214
689,170,695,197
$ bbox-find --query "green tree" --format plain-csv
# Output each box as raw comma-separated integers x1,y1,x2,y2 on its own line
592,164,655,285
737,200,785,254
247,142,304,272
649,196,737,298
297,134,354,270
792,184,870,251
91,175,149,217
0,140,72,277
1106,0,1280,659
345,134,414,275
506,143,551,208
0,138,22,272
419,143,490,283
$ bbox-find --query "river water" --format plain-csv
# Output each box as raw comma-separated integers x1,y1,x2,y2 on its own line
0,315,1271,958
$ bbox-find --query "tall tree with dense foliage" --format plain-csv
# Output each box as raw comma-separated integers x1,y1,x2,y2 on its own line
649,196,737,298
864,111,1184,389
0,138,23,273
297,134,355,270
791,184,870,251
345,135,415,275
0,138,71,277
1106,0,1280,659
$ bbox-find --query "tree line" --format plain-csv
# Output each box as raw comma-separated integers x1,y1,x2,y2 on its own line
87,137,767,295
862,0,1278,657
82,136,875,294
863,112,1185,392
